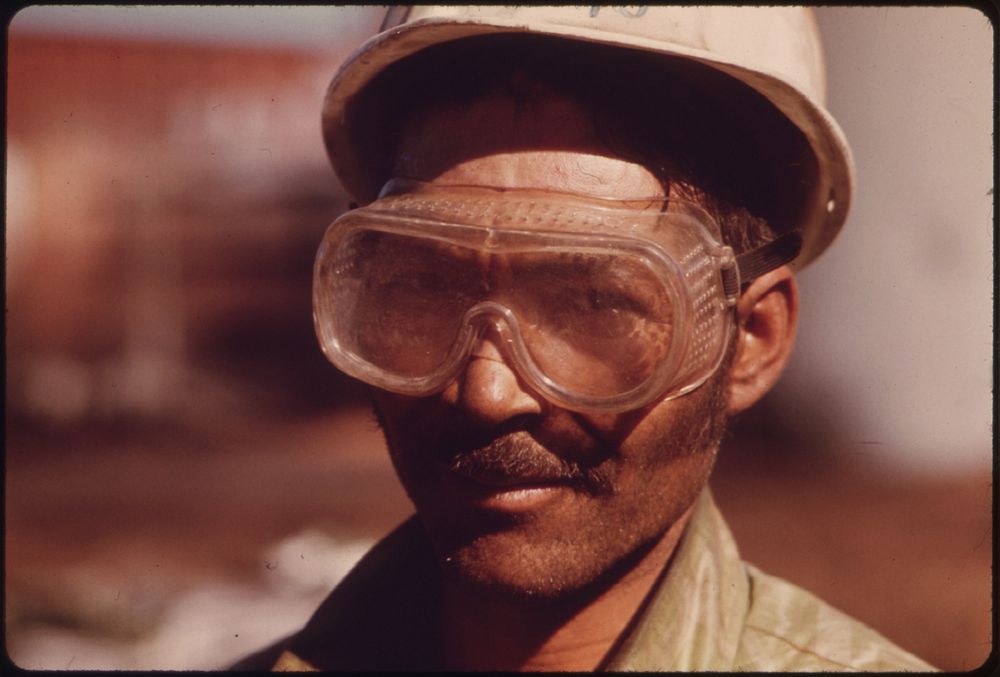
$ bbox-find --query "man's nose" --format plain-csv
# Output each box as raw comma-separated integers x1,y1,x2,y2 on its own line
440,330,545,426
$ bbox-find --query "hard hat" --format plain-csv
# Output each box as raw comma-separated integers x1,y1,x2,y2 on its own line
321,6,854,269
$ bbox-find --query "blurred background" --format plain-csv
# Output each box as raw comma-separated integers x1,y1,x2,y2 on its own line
5,6,993,671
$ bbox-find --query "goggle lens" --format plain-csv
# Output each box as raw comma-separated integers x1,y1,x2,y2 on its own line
504,251,675,396
328,230,483,377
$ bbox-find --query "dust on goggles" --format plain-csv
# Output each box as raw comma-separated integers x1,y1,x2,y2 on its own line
313,179,800,414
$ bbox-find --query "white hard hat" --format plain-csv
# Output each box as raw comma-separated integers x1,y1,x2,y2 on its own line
321,6,854,268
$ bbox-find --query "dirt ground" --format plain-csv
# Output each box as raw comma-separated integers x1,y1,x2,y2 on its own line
5,405,993,671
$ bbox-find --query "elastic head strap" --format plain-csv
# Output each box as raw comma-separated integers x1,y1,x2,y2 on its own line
721,231,803,299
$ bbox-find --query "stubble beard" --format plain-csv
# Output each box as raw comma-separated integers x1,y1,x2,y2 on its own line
371,355,732,603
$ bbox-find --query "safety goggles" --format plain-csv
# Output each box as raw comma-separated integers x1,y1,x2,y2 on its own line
313,179,800,413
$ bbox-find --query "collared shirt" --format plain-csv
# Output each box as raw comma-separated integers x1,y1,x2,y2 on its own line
236,491,935,672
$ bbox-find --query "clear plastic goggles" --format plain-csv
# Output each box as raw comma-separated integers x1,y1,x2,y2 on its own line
313,180,799,413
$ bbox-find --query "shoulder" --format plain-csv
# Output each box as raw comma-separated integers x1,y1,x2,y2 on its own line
228,517,442,672
735,563,937,672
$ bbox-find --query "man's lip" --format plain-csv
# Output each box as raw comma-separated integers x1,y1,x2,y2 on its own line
435,464,572,513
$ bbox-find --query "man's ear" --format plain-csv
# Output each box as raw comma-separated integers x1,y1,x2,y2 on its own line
726,265,799,415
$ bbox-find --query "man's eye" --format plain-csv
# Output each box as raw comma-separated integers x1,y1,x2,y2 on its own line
566,288,649,316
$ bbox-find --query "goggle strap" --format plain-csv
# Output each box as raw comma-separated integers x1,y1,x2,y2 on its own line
734,231,803,290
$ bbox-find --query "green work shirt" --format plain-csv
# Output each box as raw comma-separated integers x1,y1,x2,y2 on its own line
236,491,935,672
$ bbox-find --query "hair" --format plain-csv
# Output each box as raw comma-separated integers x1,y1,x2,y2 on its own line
343,33,817,255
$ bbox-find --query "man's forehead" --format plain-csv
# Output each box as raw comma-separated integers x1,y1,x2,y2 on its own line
395,150,664,201
390,92,665,200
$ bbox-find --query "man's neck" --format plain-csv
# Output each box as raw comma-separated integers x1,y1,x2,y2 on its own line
440,506,695,672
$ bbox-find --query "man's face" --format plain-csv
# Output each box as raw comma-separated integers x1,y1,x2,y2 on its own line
371,92,730,600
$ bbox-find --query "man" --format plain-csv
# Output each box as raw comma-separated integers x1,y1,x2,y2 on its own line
237,7,935,671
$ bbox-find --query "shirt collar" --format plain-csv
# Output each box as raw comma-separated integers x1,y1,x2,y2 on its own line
602,489,749,671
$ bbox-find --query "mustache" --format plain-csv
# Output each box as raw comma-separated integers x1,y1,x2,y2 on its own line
442,428,612,495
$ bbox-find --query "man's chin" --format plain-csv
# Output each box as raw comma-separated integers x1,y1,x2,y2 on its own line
430,525,658,605
437,541,601,603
